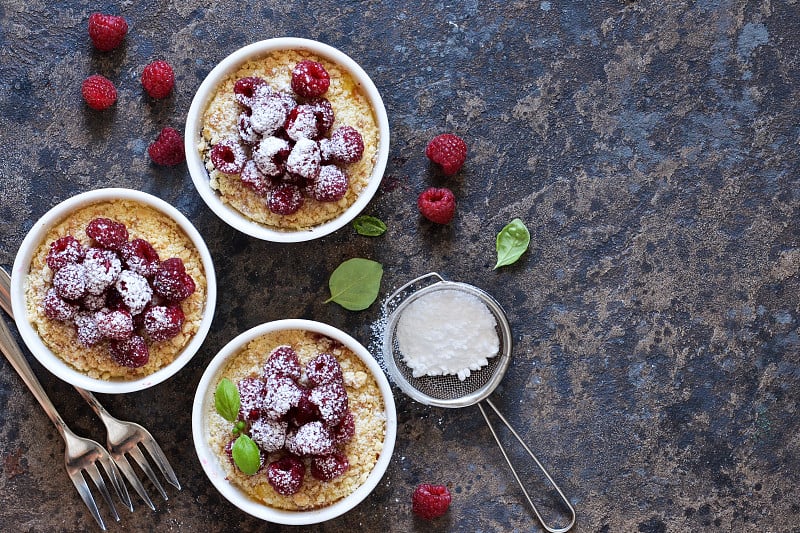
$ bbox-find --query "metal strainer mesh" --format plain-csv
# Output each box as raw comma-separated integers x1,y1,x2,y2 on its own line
382,273,513,408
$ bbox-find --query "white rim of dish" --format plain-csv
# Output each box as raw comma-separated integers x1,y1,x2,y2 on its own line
192,319,397,525
10,187,217,394
184,37,390,242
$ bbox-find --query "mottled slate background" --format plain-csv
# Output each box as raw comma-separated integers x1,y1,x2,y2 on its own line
0,1,798,532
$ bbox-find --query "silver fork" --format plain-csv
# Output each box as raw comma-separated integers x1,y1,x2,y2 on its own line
0,267,180,511
0,294,129,531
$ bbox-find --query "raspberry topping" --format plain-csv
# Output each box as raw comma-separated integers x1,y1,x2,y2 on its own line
95,309,134,341
238,113,260,145
141,60,175,99
310,381,348,426
87,13,128,52
287,387,320,428
263,345,302,381
267,455,305,496
285,137,321,181
417,187,457,224
307,98,335,134
305,352,344,386
83,248,122,295
267,183,304,215
310,452,349,482
250,417,287,453
81,75,117,110
307,165,349,202
234,76,270,109
120,238,160,278
152,257,195,302
74,312,103,347
53,262,87,300
237,377,266,421
291,60,330,98
143,305,185,342
331,410,355,446
210,139,246,174
284,105,321,141
240,160,272,196
148,127,186,166
285,421,335,456
425,133,467,176
412,484,452,520
115,270,153,315
250,93,290,136
86,217,129,250
320,126,364,164
42,288,77,321
46,235,85,272
81,292,107,312
263,374,303,420
253,136,291,178
109,335,150,368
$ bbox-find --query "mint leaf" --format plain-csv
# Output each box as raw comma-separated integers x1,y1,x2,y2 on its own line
231,434,260,475
325,258,383,311
494,218,530,269
214,378,240,422
353,215,387,237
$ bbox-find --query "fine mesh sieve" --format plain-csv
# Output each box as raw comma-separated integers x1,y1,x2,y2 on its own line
383,273,576,533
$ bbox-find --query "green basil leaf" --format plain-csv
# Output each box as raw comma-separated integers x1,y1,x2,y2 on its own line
353,215,387,237
494,218,530,269
214,378,240,422
325,258,383,311
231,434,261,475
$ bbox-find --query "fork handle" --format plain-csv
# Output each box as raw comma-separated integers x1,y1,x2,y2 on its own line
0,307,69,438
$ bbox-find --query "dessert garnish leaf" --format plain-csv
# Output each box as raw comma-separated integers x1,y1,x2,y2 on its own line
495,218,530,269
215,378,240,422
353,215,387,237
232,434,261,475
325,258,383,311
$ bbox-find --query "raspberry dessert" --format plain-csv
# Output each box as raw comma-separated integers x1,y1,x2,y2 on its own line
24,200,207,380
197,49,380,231
206,329,386,510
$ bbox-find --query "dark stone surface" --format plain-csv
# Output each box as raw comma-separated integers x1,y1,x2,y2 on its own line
0,1,798,531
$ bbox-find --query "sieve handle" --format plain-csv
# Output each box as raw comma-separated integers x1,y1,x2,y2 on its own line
477,399,576,533
382,272,445,315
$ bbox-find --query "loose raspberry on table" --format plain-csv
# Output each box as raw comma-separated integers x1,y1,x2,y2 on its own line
95,309,134,341
267,455,305,496
141,60,175,99
42,288,77,322
412,483,452,520
425,133,467,176
210,138,246,174
148,127,185,166
53,262,87,301
417,187,456,224
320,126,364,165
267,183,304,215
120,238,160,278
87,13,128,52
305,352,343,386
143,305,185,342
86,217,129,250
311,452,349,482
263,345,302,381
109,334,150,368
46,235,85,272
291,60,330,98
307,165,349,202
153,257,195,302
237,376,266,421
81,75,117,110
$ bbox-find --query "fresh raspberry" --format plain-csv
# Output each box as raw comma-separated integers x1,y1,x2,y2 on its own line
43,288,77,321
80,292,107,312
46,235,85,272
148,127,185,166
109,334,150,368
240,160,271,196
291,60,330,98
330,411,355,446
425,133,467,176
82,248,122,295
141,60,175,99
120,238,160,278
253,136,291,178
417,187,456,224
307,97,335,134
233,76,270,109
287,387,320,428
95,309,134,341
53,263,87,300
267,183,304,215
210,138,246,174
412,484,452,520
305,353,343,387
267,455,305,496
310,381,349,427
285,137,321,181
311,452,349,481
285,421,335,456
152,257,195,302
250,93,291,136
87,13,128,52
320,126,364,164
263,374,303,421
284,105,320,141
250,417,287,453
74,312,103,347
307,165,349,202
81,75,117,110
237,377,266,421
115,270,153,315
237,113,260,145
86,217,129,250
143,305,184,342
263,345,302,381
104,286,126,312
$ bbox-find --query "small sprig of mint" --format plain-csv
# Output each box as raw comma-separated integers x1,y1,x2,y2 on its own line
214,379,260,475
352,215,387,237
494,218,530,269
231,434,261,475
214,378,240,422
325,258,383,311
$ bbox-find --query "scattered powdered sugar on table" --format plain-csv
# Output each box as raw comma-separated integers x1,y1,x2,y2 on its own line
395,289,499,381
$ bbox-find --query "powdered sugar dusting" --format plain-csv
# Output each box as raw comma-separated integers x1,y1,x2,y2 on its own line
115,270,152,315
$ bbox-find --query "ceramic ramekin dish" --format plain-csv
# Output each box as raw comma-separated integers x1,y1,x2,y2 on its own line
10,187,217,394
192,319,397,525
184,37,390,242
